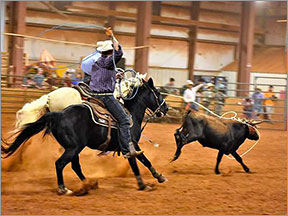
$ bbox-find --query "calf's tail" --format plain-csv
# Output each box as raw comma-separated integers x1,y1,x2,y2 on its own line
1,112,60,158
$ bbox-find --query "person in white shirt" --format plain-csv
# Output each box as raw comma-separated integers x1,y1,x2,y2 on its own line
183,80,205,111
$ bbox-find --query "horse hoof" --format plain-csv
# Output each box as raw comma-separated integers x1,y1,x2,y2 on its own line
57,187,73,196
157,174,168,183
244,168,250,173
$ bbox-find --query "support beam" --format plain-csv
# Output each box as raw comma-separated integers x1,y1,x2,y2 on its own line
237,2,255,96
188,1,200,81
8,2,26,86
134,2,152,75
0,1,6,52
107,2,116,29
152,1,161,16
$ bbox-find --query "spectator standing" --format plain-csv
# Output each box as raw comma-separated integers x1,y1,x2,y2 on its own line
239,96,254,119
33,67,45,89
264,85,277,122
183,80,205,111
216,78,226,91
202,83,215,114
164,78,179,95
214,89,226,115
251,87,264,119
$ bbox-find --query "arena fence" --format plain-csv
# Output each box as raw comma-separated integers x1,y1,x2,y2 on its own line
1,74,287,131
158,79,287,131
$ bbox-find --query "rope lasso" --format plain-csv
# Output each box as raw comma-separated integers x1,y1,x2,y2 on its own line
161,92,261,160
110,33,140,101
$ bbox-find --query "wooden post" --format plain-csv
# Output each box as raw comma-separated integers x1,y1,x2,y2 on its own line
0,1,5,52
188,2,200,81
134,2,152,75
237,2,255,96
8,2,26,87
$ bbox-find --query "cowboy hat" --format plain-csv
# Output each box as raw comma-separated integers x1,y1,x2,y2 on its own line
96,40,113,52
206,83,215,88
186,80,194,86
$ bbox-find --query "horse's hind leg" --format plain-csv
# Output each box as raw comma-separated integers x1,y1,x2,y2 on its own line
136,152,167,183
71,155,86,181
128,157,148,190
55,148,79,195
71,155,98,195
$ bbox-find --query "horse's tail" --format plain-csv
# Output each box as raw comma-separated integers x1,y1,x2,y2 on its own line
15,94,49,130
1,112,59,158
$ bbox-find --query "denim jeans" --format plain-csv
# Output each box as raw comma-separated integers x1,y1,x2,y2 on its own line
95,95,130,154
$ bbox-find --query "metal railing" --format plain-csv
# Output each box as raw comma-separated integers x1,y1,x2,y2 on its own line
1,74,287,130
158,80,287,130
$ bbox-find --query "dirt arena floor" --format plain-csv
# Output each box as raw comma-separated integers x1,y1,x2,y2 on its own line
1,114,287,215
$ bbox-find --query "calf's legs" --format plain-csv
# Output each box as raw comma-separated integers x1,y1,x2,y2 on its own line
231,151,250,173
215,151,224,174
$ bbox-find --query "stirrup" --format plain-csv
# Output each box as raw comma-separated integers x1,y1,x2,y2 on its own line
123,150,144,159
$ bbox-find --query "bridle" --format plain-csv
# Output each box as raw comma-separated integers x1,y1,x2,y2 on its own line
141,83,166,132
146,84,166,116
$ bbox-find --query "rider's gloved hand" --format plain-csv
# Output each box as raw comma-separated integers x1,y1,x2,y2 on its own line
105,27,113,37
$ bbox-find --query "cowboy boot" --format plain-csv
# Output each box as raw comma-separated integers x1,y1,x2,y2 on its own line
123,142,144,159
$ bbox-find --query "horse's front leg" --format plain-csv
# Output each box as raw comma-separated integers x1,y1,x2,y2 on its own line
136,151,167,183
127,157,149,190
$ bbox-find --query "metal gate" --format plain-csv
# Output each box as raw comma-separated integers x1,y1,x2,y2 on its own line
253,76,287,130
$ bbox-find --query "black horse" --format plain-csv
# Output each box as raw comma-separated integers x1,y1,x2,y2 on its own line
2,78,168,195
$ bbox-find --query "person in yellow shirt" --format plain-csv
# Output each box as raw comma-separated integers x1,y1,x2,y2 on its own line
264,85,277,122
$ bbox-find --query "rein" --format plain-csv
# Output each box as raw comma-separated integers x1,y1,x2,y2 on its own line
141,84,166,132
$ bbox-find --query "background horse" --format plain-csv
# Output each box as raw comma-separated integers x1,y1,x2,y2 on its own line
2,78,168,195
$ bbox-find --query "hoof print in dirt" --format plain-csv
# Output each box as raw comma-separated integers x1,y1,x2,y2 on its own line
139,183,156,192
83,179,99,191
72,188,89,196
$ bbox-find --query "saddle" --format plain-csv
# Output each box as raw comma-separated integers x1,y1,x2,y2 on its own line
73,83,133,151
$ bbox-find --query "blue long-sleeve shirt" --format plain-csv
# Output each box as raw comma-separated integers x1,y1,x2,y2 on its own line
89,45,123,92
252,92,264,107
81,51,101,75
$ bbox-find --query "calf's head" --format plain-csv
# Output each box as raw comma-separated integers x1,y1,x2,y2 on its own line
244,120,264,140
171,128,189,162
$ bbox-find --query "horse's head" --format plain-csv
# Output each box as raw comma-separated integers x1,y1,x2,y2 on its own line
141,78,168,117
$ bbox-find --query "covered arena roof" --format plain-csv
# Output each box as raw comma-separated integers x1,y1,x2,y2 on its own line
221,46,287,74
